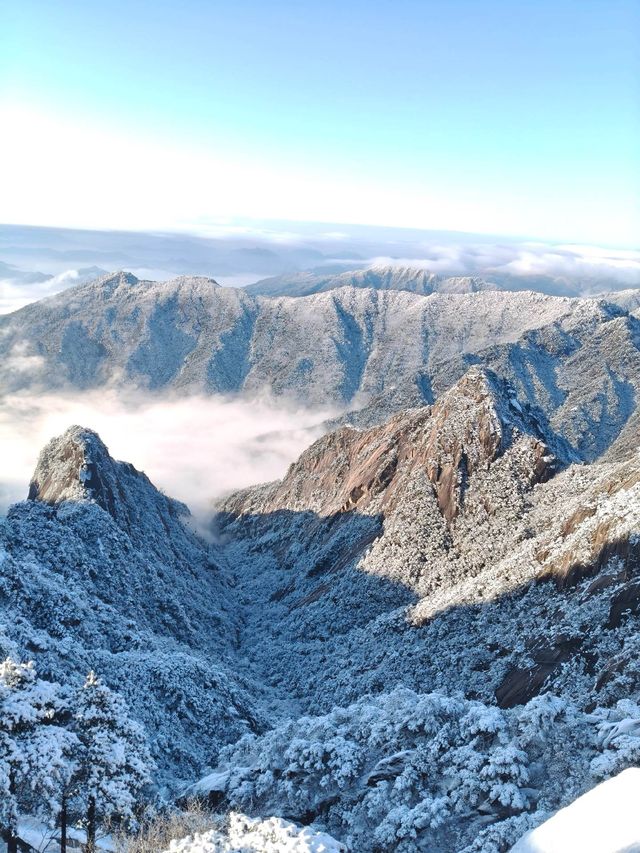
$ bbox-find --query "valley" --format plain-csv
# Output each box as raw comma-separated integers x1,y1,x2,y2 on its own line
0,270,639,850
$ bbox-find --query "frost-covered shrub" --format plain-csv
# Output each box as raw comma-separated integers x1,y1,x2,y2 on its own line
591,699,640,778
116,799,216,853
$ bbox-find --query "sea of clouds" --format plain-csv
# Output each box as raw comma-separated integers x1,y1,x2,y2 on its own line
0,390,334,520
0,222,638,316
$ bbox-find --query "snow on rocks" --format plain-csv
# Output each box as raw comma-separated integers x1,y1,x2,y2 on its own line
163,813,345,853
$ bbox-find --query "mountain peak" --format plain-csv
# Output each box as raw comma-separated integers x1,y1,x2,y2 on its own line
99,270,140,288
28,425,113,506
420,367,555,520
222,366,559,529
167,274,221,288
28,425,189,537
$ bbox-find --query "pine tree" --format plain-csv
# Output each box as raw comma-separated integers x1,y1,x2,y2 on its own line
0,658,77,853
73,671,154,852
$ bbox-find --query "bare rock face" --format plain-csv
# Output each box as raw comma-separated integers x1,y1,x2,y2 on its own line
224,367,559,527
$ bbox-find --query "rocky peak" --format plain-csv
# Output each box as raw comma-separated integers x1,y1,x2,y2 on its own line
222,367,559,526
390,366,557,521
28,425,189,539
28,426,114,506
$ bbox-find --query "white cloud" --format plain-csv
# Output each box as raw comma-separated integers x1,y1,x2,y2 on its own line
2,342,45,375
0,267,107,314
366,241,640,290
1,226,637,316
0,390,334,521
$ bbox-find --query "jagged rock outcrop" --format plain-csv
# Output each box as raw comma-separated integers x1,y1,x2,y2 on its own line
28,425,190,544
223,367,563,528
216,367,640,719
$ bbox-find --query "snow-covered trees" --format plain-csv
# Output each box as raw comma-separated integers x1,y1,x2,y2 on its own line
73,671,154,852
0,659,153,853
211,687,597,852
0,658,76,853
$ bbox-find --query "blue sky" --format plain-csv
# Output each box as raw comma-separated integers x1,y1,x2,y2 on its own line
1,0,638,245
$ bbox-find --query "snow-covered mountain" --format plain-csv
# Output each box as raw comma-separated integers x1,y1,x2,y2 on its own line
1,271,639,465
216,367,640,713
0,271,574,400
0,426,267,787
245,265,503,297
199,368,640,848
2,270,640,849
245,264,636,299
0,379,638,848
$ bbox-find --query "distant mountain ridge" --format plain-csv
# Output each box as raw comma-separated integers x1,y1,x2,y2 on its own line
244,264,502,297
245,263,636,298
1,270,639,463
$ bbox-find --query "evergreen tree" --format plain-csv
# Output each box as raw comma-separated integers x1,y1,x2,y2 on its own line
73,671,153,852
0,658,77,853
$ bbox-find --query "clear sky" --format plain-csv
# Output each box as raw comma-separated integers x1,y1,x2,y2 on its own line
1,0,638,245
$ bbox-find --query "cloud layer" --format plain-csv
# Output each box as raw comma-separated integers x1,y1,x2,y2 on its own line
367,243,640,290
0,391,333,521
0,266,108,314
0,223,637,315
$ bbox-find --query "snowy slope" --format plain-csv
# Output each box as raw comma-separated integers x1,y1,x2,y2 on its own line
216,367,640,719
193,371,640,849
1,371,640,847
510,768,640,853
0,271,592,404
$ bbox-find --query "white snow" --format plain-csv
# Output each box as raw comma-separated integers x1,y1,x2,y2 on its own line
163,813,345,853
17,817,115,852
510,768,640,853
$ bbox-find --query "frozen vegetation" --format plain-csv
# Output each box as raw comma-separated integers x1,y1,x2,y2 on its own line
0,272,639,850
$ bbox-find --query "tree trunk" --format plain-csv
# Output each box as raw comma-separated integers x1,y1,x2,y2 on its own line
60,798,68,853
85,797,96,853
7,772,18,853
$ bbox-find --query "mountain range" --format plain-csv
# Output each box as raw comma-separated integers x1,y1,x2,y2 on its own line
245,264,631,299
1,268,640,849
2,270,639,462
